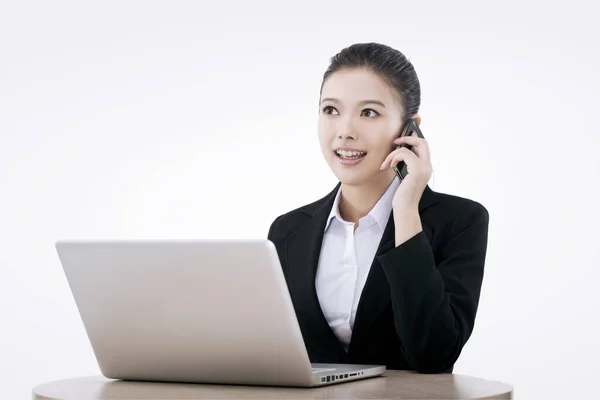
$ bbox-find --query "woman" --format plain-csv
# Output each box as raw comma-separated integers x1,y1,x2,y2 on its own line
267,42,489,374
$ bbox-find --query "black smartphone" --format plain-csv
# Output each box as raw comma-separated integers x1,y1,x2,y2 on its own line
393,118,425,181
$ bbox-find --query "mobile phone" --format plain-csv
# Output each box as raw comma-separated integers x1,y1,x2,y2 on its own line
393,118,425,181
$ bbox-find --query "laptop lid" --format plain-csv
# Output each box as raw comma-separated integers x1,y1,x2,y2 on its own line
55,239,316,386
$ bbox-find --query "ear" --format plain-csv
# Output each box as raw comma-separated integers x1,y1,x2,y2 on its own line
412,114,422,126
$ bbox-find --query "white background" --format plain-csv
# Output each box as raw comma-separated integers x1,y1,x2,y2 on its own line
1,1,599,399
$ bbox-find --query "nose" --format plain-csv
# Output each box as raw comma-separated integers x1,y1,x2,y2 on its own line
337,132,355,140
337,116,357,140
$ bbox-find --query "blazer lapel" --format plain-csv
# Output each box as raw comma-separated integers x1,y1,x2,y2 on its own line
349,185,438,351
284,183,348,360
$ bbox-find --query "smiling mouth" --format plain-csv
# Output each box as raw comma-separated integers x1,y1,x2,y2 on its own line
335,149,367,160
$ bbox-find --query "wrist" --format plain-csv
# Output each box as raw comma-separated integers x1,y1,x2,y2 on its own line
393,208,422,246
392,202,419,216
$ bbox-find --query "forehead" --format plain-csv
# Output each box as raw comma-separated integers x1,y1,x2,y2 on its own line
321,68,398,104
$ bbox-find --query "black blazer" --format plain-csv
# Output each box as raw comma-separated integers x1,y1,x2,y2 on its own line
267,183,489,374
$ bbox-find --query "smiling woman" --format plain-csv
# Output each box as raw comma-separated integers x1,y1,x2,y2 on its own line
318,68,406,187
267,42,490,374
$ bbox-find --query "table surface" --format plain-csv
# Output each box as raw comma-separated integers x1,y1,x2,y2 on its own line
32,371,513,400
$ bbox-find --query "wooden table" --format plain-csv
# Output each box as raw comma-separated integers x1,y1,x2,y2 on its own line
32,371,513,399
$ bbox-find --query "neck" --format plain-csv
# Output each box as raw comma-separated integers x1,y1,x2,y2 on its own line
338,171,395,224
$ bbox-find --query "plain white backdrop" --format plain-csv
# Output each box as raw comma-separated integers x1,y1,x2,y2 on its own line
1,1,599,399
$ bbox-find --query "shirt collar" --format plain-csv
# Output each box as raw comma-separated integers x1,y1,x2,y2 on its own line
324,187,344,231
324,177,400,232
370,176,400,230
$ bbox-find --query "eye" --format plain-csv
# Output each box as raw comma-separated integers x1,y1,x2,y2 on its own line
361,108,379,117
322,105,339,115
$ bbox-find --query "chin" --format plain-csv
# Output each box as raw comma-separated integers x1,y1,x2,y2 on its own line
337,177,366,186
331,167,375,186
332,167,393,188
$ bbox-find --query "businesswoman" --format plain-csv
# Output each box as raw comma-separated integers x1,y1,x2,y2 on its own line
267,42,489,374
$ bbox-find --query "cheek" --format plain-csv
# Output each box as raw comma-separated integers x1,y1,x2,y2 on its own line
382,122,402,148
317,123,332,153
363,124,398,152
317,118,335,141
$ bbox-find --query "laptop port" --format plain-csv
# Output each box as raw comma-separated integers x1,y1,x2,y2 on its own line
326,376,330,382
344,374,348,378
321,377,326,382
349,373,357,377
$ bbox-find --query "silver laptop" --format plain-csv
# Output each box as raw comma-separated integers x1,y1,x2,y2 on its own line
55,239,386,387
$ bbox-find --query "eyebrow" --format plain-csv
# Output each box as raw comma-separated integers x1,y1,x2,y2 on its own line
320,97,386,108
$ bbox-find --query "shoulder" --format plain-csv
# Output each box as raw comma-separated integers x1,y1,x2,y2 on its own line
267,184,339,242
432,190,489,220
426,189,490,241
267,199,322,241
267,207,306,242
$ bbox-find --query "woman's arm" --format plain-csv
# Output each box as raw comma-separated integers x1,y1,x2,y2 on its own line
377,201,489,373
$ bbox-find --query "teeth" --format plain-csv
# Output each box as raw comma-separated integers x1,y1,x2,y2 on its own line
336,150,366,158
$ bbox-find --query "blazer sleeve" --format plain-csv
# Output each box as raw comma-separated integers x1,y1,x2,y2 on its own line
376,201,489,373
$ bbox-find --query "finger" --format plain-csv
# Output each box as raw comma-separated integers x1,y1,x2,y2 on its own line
390,150,431,179
381,147,418,170
382,147,417,169
393,134,425,147
393,135,430,164
380,147,405,170
390,148,419,170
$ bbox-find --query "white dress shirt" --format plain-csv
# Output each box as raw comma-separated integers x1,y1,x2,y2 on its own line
315,177,400,351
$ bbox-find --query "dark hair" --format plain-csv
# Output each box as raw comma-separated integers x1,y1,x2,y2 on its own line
320,42,421,120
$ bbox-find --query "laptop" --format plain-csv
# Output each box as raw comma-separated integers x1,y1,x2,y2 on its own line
55,239,386,387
